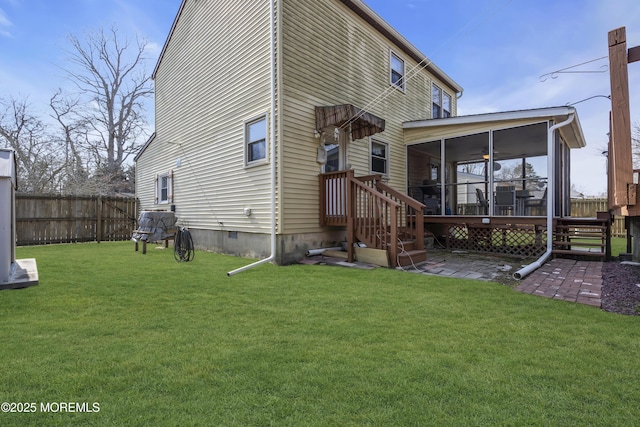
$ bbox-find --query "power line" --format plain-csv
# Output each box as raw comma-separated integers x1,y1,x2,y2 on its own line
338,0,513,133
539,56,608,82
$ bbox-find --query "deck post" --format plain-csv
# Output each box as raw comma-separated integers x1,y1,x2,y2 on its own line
346,176,355,263
608,27,634,210
629,217,640,261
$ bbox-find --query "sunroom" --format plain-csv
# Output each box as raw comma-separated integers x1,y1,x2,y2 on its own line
403,106,589,258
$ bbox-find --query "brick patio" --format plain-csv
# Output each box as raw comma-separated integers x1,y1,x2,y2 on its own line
515,258,603,307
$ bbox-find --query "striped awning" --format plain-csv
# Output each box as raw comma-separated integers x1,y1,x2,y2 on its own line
315,104,385,140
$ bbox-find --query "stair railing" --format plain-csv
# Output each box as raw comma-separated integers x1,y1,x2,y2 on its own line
348,177,400,266
358,175,425,251
320,171,425,267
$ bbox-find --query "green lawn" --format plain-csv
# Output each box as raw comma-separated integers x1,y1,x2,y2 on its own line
1,242,639,426
611,236,627,257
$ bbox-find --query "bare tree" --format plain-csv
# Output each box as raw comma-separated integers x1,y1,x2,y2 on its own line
0,97,65,193
49,90,92,193
60,26,153,192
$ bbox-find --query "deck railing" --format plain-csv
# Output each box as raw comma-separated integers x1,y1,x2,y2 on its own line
319,170,353,226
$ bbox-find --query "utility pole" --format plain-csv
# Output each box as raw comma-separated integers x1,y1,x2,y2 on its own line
608,26,640,258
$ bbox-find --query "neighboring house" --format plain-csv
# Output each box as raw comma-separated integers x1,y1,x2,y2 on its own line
136,0,595,267
135,0,462,264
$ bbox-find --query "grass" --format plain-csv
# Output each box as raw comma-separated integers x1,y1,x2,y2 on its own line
1,242,639,426
611,236,627,257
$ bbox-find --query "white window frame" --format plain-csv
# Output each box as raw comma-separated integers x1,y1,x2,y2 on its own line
244,114,268,167
432,83,452,118
432,84,442,118
389,50,406,92
370,138,390,177
155,171,173,205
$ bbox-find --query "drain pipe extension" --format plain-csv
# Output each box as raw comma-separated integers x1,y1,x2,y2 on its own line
227,0,277,276
513,112,575,280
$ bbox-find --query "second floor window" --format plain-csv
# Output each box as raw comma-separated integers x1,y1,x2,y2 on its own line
432,84,452,118
442,92,452,118
390,51,405,91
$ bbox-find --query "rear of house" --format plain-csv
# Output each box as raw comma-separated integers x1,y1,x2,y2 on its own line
135,0,462,264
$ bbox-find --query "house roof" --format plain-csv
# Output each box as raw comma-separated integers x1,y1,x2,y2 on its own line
403,106,587,149
152,1,187,79
152,0,463,95
134,132,156,162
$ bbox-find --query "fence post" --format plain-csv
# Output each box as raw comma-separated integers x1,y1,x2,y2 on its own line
96,196,103,243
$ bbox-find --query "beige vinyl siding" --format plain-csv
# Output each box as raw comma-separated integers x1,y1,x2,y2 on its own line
404,118,545,146
136,135,181,210
279,0,443,234
144,0,273,233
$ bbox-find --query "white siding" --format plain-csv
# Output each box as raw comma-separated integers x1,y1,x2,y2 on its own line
138,0,273,233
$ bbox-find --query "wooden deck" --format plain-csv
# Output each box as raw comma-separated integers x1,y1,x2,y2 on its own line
421,216,609,259
320,171,610,264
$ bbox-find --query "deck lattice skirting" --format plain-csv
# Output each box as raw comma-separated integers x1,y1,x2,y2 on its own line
446,223,547,259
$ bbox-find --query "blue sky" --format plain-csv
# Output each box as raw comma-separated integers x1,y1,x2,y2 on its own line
1,0,640,196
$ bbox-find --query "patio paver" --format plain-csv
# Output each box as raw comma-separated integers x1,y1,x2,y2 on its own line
515,258,603,307
303,249,604,308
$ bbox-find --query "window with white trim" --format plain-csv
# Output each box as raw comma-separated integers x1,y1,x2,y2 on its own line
370,139,389,176
155,171,173,204
390,51,405,91
245,115,267,165
432,84,452,118
442,92,452,118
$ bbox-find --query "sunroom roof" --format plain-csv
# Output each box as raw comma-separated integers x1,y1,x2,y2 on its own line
403,106,586,149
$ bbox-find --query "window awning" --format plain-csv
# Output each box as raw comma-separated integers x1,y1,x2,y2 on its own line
315,104,385,140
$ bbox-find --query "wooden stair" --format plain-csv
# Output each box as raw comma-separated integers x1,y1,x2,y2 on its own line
552,218,609,258
320,171,426,268
393,240,427,268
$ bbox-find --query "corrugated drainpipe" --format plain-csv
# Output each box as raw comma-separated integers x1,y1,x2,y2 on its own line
513,113,575,280
227,0,277,276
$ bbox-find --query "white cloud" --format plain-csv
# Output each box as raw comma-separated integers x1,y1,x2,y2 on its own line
0,9,10,26
0,8,13,38
144,41,162,55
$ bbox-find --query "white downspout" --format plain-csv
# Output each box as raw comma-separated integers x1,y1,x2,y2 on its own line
228,0,277,276
513,113,575,280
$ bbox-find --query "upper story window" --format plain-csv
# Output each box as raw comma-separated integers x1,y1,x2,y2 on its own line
245,115,267,166
442,92,452,118
370,139,389,176
390,51,406,91
432,84,452,118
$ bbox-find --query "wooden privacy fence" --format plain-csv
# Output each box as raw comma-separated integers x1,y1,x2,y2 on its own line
570,198,625,237
15,194,137,245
